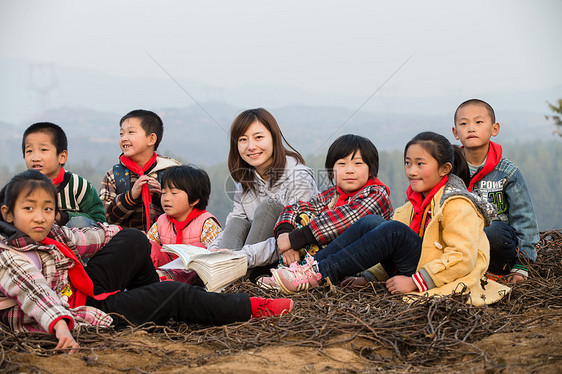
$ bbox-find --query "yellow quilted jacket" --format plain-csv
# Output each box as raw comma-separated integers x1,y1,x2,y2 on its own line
370,175,510,305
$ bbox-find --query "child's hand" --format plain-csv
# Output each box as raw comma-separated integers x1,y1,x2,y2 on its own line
131,175,162,199
53,319,80,354
506,273,527,283
385,275,417,294
282,249,300,266
341,276,368,288
276,233,292,253
146,177,162,196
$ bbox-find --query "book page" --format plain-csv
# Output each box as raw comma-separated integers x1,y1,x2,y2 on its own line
161,244,210,267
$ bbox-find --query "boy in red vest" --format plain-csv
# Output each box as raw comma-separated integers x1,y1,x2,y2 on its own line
99,110,180,232
452,99,539,283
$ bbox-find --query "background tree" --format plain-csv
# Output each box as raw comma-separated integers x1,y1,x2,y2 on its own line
545,99,562,137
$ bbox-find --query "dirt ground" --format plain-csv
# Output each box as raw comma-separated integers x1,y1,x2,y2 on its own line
3,231,561,374
7,310,561,374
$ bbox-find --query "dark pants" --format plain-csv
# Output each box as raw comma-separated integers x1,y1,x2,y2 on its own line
484,221,518,275
85,229,251,328
314,215,422,283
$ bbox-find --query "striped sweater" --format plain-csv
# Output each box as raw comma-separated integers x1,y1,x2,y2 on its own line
57,171,106,223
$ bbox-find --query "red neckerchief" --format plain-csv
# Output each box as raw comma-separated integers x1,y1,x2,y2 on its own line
40,237,118,308
406,175,448,236
51,167,66,185
167,208,205,244
467,141,502,192
335,177,382,207
119,152,158,232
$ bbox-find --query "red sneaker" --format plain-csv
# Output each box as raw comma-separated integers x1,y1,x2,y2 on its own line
250,297,294,318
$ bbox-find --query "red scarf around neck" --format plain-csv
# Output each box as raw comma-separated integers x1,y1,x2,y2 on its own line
335,177,383,207
119,152,158,232
40,237,118,308
167,208,205,244
406,175,448,236
51,167,66,185
467,141,502,192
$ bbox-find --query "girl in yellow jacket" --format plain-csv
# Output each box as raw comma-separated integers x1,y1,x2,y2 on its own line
269,132,510,305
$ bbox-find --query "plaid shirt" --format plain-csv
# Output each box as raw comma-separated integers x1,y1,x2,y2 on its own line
274,181,393,247
0,222,120,334
99,155,180,231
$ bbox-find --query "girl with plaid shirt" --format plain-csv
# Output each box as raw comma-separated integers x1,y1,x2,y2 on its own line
0,170,294,354
274,134,393,266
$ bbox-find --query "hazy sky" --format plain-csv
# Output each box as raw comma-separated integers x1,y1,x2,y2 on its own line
2,0,561,101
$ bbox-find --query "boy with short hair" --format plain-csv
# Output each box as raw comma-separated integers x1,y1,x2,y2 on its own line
99,109,180,232
22,122,106,227
452,99,540,283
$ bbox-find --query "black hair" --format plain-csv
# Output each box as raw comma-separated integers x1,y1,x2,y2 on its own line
0,170,59,221
454,99,496,124
324,134,379,181
160,165,211,210
404,132,470,187
120,109,164,150
22,122,68,156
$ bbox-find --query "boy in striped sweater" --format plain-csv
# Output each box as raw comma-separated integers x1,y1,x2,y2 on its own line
22,122,106,227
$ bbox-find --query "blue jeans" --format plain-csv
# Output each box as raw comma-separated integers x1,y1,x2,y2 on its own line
315,215,422,283
484,221,518,274
66,216,97,228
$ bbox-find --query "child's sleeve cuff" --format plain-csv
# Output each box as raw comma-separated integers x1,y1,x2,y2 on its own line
288,226,317,250
122,191,141,208
274,223,294,238
48,315,74,334
510,264,529,278
412,269,436,292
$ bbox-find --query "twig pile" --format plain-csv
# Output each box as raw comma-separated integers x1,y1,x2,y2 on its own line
1,230,561,372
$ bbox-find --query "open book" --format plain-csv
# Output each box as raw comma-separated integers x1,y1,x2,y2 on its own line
159,244,248,292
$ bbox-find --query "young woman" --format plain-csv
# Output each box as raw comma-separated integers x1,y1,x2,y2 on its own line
209,108,318,268
0,170,293,354
265,132,510,306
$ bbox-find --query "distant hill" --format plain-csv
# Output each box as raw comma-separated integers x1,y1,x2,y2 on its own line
0,102,556,170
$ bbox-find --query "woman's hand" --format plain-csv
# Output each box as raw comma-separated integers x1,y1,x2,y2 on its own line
385,275,417,294
276,233,292,253
282,249,300,266
340,276,368,288
53,319,80,354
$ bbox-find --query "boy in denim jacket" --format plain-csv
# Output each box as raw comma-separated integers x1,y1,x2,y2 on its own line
452,99,539,283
